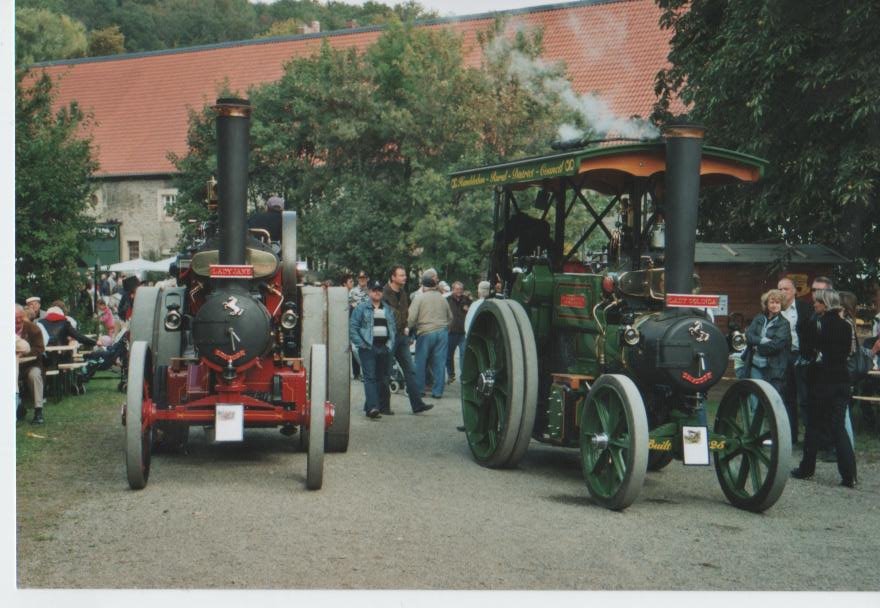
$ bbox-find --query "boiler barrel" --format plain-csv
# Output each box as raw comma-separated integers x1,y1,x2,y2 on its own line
214,98,251,267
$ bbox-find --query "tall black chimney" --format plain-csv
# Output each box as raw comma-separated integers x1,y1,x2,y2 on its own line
214,98,251,267
662,124,705,297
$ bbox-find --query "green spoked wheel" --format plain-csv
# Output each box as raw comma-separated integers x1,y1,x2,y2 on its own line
579,374,648,510
714,378,790,512
461,300,524,468
125,341,153,490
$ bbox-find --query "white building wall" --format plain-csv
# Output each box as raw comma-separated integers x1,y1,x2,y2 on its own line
92,177,181,260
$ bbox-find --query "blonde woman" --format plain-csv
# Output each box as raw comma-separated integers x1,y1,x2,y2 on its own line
743,289,791,397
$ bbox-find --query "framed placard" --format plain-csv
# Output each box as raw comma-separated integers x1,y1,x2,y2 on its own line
682,425,710,466
215,404,244,442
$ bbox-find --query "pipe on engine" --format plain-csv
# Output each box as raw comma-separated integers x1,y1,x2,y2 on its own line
214,98,251,268
662,124,705,298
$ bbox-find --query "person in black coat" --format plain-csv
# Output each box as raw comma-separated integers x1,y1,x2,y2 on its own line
247,196,284,242
791,288,858,487
742,289,790,398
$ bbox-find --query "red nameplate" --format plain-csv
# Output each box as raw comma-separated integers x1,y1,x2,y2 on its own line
666,294,720,308
210,265,254,278
560,293,586,308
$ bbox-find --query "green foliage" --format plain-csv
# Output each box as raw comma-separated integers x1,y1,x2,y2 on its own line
15,71,98,303
654,0,880,289
170,20,573,285
15,7,87,65
87,25,125,57
16,0,438,59
255,0,436,33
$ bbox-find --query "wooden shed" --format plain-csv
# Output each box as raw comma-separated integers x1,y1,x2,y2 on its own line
694,242,849,333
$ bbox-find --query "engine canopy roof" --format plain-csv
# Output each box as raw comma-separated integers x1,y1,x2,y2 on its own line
449,142,766,194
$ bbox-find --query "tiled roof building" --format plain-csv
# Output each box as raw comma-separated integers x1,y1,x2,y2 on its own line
29,0,673,259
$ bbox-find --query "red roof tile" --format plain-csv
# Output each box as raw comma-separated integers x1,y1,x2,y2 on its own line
33,0,672,177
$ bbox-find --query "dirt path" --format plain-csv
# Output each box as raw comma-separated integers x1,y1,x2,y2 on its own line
15,379,880,590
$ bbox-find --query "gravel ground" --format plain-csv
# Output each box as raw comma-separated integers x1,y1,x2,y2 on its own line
15,379,880,590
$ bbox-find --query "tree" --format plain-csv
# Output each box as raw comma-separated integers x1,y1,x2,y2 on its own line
653,0,880,288
16,71,98,302
170,19,577,284
87,25,126,57
15,7,87,65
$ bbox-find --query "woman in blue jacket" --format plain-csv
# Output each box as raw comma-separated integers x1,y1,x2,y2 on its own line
742,289,791,398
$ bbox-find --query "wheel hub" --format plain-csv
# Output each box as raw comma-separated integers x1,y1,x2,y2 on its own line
476,369,497,398
591,432,609,450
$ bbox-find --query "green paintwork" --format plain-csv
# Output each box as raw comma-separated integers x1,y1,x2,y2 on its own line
449,142,767,191
546,383,566,442
579,380,635,499
713,387,778,499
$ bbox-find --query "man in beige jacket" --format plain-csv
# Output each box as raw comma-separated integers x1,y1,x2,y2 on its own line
408,273,452,399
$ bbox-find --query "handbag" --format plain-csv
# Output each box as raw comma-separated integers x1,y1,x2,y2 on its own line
848,346,873,382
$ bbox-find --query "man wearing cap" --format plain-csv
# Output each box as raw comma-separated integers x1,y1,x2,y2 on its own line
408,272,453,399
247,196,284,241
25,296,45,320
383,265,433,414
16,304,46,424
350,280,397,419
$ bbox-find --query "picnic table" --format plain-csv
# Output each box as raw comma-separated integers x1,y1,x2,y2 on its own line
852,368,880,433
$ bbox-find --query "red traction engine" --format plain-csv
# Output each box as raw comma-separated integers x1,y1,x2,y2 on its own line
122,98,351,490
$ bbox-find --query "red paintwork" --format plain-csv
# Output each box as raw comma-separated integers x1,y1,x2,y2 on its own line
155,264,332,433
148,362,333,429
682,370,713,385
666,293,720,308
210,264,254,278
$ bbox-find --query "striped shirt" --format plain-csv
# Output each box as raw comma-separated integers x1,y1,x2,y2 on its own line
372,306,388,346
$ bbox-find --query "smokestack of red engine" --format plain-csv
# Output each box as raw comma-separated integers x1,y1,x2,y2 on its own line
214,98,250,268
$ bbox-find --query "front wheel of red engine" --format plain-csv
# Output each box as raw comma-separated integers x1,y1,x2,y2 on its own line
125,341,153,490
306,344,326,490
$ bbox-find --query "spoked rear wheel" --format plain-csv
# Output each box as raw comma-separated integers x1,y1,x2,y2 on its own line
714,379,790,512
461,300,524,468
125,341,153,490
306,344,326,490
579,374,648,510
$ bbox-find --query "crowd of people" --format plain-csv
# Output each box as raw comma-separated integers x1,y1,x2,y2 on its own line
18,258,880,492
346,266,493,420
738,276,880,489
14,270,149,425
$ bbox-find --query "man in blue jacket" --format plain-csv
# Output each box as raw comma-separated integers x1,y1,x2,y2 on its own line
350,280,396,419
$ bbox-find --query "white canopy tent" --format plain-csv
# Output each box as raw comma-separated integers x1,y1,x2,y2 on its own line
101,256,175,273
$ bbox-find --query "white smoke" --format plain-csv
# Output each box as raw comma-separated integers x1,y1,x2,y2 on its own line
486,20,658,142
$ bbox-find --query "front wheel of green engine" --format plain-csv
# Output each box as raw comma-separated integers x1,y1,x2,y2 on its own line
714,378,790,512
579,374,648,510
461,300,524,468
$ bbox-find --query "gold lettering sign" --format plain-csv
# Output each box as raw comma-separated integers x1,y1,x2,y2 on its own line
709,440,726,451
648,438,673,451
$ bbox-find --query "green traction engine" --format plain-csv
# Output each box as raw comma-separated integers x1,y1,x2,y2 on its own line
451,125,791,512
